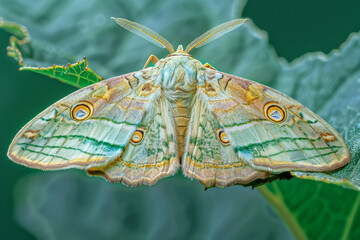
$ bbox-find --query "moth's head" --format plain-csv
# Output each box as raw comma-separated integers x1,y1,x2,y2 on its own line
167,45,192,57
112,17,248,55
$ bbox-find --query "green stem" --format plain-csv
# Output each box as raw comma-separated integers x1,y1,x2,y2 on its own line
258,185,308,240
340,193,360,240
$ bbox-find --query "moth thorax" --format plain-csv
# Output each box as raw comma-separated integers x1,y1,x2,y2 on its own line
161,58,197,95
173,99,191,159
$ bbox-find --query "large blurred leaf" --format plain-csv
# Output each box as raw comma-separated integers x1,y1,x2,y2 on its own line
2,0,360,240
14,173,292,240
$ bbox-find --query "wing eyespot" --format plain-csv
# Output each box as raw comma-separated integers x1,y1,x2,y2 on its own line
71,101,93,121
264,102,286,123
131,128,145,144
216,129,230,145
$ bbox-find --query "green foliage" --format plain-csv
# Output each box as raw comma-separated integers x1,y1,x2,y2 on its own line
21,59,103,88
1,0,360,240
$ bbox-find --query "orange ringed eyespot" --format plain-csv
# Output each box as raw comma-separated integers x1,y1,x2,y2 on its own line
131,128,145,144
71,101,93,121
217,129,230,145
264,102,286,123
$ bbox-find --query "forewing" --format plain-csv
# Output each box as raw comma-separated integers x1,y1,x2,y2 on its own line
205,69,350,173
8,69,156,171
182,91,272,188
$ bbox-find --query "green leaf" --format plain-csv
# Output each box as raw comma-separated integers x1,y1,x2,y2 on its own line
2,0,360,240
20,59,103,88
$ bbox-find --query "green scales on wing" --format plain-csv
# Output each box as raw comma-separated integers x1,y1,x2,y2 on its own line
8,18,350,188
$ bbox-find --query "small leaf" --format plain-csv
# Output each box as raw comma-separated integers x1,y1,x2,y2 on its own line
20,58,103,88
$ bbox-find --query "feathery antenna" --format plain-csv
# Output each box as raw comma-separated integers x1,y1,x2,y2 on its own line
112,17,174,53
185,19,248,53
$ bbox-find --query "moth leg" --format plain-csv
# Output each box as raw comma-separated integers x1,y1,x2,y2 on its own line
203,63,216,70
143,55,159,68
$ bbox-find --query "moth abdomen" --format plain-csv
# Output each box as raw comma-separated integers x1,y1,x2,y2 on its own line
173,99,191,158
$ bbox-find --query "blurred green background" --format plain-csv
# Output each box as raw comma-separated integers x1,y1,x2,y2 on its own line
1,0,360,239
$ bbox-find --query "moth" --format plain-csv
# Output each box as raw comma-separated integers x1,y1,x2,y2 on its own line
8,18,350,188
